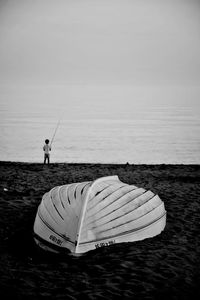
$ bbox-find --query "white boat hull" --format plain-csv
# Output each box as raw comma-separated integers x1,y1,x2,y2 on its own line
33,176,167,255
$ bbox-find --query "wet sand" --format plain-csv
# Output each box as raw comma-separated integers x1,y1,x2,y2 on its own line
0,161,200,299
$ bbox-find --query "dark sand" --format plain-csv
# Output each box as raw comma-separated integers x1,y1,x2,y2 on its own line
0,161,200,299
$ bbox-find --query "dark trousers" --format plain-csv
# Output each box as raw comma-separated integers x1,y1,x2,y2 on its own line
44,153,50,164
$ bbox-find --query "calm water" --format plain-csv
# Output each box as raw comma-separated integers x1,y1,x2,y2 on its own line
0,97,200,164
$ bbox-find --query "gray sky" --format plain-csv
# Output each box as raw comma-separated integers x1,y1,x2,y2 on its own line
0,0,200,116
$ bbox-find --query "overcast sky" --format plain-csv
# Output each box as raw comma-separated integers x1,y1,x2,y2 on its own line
0,0,200,115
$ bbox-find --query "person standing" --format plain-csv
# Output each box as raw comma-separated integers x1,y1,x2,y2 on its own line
43,139,51,164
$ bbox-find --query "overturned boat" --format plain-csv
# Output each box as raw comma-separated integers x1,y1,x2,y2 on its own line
33,176,166,254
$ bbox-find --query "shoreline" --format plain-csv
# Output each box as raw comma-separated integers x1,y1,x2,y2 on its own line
1,160,199,165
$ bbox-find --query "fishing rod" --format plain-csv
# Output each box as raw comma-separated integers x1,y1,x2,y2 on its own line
50,119,61,147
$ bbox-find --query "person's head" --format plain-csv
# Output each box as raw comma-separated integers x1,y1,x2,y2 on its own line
45,139,49,144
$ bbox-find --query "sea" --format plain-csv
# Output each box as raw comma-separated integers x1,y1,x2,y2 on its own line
0,92,200,164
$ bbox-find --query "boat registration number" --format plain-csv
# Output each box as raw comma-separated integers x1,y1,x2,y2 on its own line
49,235,63,246
95,240,115,249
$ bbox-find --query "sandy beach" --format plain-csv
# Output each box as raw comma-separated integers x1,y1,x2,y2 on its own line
0,161,200,299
